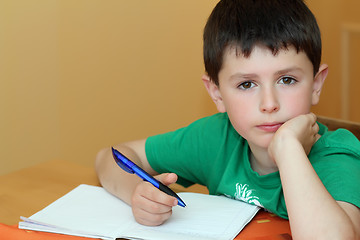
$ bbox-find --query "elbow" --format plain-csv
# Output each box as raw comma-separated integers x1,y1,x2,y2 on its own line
324,229,357,240
324,229,358,240
95,147,111,182
325,220,360,240
95,148,106,169
293,225,358,240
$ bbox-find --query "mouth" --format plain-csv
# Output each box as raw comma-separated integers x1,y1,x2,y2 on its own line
256,122,284,132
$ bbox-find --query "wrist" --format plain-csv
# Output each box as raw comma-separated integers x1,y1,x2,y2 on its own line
270,136,304,167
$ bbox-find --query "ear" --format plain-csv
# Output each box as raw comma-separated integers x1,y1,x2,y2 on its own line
201,74,226,112
312,64,328,105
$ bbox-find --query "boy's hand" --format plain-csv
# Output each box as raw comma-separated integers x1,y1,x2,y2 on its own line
268,113,320,164
131,173,178,226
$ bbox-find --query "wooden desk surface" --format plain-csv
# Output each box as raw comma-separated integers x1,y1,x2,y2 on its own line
0,160,100,225
0,160,207,226
0,160,291,239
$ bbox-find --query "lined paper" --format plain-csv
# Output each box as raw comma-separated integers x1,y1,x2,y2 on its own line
19,184,259,240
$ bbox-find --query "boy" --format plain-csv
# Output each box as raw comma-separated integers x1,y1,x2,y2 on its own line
96,0,360,239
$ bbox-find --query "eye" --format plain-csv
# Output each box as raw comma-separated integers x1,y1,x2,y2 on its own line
278,76,297,85
238,81,256,90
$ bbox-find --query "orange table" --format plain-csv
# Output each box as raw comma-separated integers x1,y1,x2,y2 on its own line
0,160,291,239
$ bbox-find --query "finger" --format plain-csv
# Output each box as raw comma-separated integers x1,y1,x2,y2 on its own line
133,206,172,226
132,184,174,225
313,122,319,133
314,123,321,142
143,184,178,208
308,113,321,141
309,112,317,123
134,181,178,208
154,173,178,186
306,113,318,134
137,192,175,214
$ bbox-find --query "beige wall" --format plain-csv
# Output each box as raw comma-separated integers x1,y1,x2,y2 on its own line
308,0,360,121
0,0,218,175
1,0,359,175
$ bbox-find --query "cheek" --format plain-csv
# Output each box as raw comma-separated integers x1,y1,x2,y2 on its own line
223,94,250,117
223,98,253,134
282,91,313,116
228,114,250,138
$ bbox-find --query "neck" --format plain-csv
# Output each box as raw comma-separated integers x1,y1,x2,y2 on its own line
249,145,278,176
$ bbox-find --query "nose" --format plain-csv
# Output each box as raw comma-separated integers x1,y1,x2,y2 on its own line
259,87,280,113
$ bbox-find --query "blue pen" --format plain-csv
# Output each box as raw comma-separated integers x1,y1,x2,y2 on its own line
111,147,186,207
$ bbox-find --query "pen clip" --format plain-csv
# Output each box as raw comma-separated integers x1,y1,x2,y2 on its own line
111,147,135,174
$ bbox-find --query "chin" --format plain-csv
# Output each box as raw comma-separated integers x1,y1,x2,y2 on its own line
247,135,273,150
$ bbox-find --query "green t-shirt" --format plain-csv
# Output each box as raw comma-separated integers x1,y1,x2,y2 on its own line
145,113,360,219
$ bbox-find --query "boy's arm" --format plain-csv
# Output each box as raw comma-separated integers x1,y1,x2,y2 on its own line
95,139,178,226
95,139,150,205
269,114,360,240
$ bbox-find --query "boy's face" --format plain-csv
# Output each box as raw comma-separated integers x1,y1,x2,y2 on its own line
204,45,327,149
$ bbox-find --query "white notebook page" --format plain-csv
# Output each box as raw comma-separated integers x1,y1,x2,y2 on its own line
19,184,259,240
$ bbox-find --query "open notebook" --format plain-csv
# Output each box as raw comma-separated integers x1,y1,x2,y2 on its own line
19,184,259,240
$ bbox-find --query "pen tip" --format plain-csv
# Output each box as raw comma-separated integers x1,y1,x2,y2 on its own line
178,201,186,208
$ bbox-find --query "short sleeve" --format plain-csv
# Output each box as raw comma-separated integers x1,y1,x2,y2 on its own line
145,113,240,188
310,128,360,208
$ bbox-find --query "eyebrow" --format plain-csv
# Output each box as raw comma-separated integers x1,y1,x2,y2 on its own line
275,67,305,76
229,72,258,81
229,67,305,81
